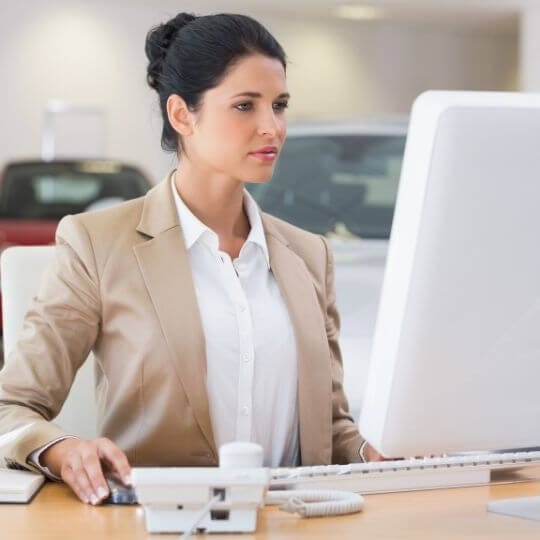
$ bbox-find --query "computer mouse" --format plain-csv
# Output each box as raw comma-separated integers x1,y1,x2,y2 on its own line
102,474,138,505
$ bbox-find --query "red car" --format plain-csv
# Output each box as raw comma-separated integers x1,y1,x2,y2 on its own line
0,159,153,335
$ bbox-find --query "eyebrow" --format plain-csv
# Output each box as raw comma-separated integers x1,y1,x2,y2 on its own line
231,91,290,99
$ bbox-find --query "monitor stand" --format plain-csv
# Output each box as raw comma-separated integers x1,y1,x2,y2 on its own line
487,496,540,521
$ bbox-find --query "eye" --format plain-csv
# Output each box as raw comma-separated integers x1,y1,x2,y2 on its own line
234,102,253,112
273,101,289,112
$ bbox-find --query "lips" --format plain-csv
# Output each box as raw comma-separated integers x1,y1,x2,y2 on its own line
249,146,278,162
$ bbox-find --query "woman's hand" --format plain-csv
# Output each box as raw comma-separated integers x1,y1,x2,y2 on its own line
363,441,439,462
40,437,132,505
363,441,387,462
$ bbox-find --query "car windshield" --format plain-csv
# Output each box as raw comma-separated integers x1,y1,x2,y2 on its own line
0,162,149,220
246,133,406,239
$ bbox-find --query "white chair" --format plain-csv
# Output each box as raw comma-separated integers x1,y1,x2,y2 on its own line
1,246,97,439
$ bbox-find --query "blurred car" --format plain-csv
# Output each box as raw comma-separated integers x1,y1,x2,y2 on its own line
0,159,152,339
246,121,408,416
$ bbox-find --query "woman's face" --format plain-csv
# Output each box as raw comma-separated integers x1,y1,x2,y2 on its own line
185,53,289,184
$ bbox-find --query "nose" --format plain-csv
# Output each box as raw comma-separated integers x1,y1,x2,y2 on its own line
257,107,282,138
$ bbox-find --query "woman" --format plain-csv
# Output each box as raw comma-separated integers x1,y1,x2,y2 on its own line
0,13,380,505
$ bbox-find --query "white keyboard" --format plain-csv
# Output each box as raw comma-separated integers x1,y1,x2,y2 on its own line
270,450,540,494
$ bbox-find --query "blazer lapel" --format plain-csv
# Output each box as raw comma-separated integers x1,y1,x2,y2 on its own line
133,176,216,458
262,215,333,465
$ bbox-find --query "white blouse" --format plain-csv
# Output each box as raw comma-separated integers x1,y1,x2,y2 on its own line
171,177,299,467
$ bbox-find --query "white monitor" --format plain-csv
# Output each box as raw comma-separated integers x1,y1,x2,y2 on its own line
359,90,540,459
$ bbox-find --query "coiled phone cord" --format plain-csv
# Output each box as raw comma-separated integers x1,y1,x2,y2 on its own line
266,489,364,517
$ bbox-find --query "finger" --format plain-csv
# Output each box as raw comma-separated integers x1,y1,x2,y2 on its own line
68,453,99,505
96,438,132,485
62,464,90,504
80,449,109,502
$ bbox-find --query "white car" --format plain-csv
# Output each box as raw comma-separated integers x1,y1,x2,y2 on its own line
246,121,408,417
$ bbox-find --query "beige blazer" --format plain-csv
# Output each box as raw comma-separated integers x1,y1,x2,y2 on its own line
0,173,363,471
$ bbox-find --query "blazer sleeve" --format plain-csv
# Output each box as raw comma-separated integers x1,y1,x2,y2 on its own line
0,215,101,472
321,236,365,464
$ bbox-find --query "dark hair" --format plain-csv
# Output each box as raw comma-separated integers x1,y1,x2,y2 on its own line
145,13,287,153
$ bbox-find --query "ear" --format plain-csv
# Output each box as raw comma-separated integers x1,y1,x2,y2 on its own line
166,94,194,137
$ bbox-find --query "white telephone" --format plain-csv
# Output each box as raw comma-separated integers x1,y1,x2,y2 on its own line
133,442,364,536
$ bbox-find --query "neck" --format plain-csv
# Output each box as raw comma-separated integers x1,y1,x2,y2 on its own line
173,162,250,240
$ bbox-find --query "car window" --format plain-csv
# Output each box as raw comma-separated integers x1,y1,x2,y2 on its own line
34,176,102,204
246,134,406,239
0,163,149,220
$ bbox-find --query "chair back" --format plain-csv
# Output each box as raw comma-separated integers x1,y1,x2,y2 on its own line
1,245,97,439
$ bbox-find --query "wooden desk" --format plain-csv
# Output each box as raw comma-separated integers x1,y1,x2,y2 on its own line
2,480,540,539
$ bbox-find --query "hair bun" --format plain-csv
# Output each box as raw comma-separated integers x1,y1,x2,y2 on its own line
145,13,197,91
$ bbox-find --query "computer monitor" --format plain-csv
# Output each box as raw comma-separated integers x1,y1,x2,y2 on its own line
359,90,540,459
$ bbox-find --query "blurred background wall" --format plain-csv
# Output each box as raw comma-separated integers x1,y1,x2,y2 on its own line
0,0,528,183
